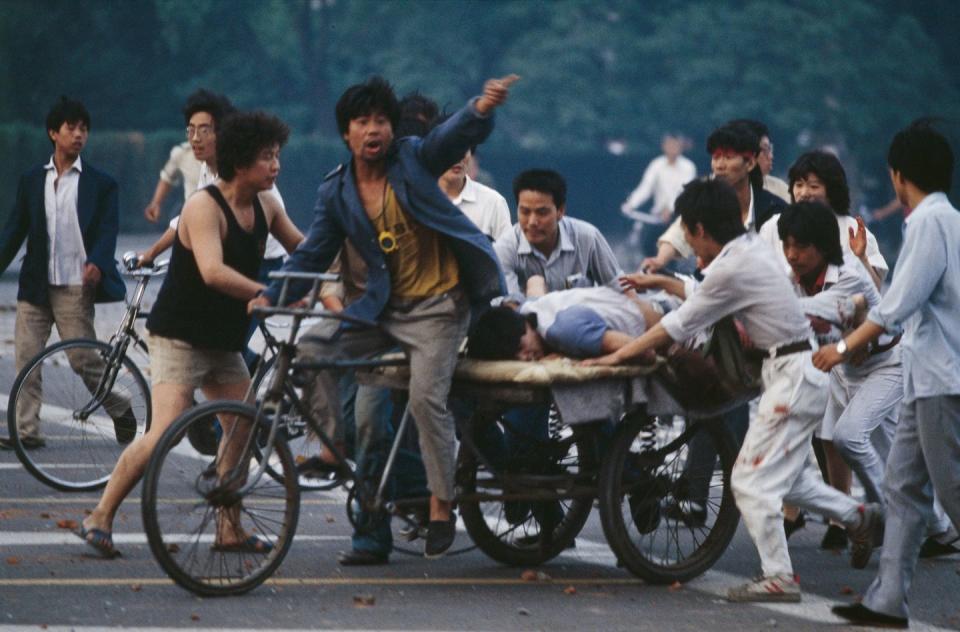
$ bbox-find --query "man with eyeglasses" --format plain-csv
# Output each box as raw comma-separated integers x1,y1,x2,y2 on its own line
139,89,300,369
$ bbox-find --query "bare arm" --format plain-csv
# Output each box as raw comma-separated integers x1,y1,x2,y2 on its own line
139,227,176,265
583,322,673,366
145,179,173,223
182,197,264,300
641,241,679,273
620,272,685,298
259,190,304,254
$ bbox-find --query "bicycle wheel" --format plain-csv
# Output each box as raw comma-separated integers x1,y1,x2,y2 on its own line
250,355,342,492
7,338,150,492
458,415,598,566
142,401,299,596
598,409,740,584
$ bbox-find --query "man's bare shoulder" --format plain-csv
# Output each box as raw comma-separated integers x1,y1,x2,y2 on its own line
180,188,221,227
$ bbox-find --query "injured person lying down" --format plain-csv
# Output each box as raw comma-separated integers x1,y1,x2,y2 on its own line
469,286,667,361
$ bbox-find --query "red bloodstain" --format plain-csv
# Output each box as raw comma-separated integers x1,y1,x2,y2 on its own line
774,405,790,415
753,455,764,466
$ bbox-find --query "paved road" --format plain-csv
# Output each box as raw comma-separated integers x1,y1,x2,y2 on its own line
1,246,959,631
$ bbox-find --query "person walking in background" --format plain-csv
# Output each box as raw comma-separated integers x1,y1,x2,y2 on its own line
621,133,696,258
0,96,132,450
142,140,201,223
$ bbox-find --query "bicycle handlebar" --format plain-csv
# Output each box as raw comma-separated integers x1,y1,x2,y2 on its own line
121,251,169,277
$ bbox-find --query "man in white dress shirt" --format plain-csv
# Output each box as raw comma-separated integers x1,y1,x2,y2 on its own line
437,144,511,240
621,134,696,257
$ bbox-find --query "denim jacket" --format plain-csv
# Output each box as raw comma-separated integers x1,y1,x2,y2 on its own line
264,98,506,328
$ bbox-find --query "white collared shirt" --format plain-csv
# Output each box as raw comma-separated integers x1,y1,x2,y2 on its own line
493,215,623,296
660,232,812,350
44,155,86,285
622,155,697,223
171,162,287,259
451,176,511,240
159,141,202,202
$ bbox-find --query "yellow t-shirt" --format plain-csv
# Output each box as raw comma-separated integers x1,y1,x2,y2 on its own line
372,184,459,298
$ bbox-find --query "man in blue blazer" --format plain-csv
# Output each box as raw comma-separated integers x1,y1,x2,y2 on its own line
0,96,131,450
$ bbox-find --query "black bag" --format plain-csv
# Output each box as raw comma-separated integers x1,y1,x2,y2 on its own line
657,316,762,410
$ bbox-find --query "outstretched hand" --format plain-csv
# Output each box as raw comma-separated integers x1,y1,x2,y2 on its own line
476,74,520,115
848,217,868,259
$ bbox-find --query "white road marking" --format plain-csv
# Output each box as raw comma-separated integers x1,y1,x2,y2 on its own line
0,531,348,546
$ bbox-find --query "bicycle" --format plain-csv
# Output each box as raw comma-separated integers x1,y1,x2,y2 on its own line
6,254,167,491
140,270,741,595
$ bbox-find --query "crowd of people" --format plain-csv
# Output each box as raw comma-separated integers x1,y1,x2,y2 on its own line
0,75,957,628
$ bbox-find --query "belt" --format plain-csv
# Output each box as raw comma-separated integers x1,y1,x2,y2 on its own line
746,340,812,361
870,334,901,356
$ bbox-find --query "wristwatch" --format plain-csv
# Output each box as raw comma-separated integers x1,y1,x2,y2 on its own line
836,338,850,359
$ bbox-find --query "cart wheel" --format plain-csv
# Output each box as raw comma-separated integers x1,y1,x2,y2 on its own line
598,409,739,584
459,419,599,566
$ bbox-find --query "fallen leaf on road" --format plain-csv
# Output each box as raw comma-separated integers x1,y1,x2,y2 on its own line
353,594,375,607
6,557,21,565
56,519,78,530
520,570,538,581
40,512,51,519
563,586,577,595
130,584,142,592
190,614,200,621
840,586,854,595
517,607,530,616
669,581,683,591
325,515,336,523
167,543,180,553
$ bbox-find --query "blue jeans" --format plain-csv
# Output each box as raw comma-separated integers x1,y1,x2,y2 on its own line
350,384,429,555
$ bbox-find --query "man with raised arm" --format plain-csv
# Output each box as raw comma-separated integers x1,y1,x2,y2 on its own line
249,75,516,558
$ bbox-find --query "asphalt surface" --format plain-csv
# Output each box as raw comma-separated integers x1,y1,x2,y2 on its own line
1,238,959,631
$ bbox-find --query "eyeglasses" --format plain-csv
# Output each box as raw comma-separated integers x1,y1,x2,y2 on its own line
186,125,214,140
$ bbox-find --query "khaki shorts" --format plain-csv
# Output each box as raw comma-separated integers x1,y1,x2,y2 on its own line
147,334,249,388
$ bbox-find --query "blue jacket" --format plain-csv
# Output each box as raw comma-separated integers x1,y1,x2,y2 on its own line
0,160,124,306
265,99,506,327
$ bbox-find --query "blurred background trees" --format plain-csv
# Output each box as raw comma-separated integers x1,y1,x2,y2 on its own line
1,0,957,244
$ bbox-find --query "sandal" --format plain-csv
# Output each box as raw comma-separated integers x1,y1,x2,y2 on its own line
211,535,274,554
73,526,121,558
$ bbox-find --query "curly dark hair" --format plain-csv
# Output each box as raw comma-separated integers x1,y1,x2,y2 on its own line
217,111,290,181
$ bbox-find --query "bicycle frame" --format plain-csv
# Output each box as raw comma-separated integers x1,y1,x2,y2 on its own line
75,260,168,420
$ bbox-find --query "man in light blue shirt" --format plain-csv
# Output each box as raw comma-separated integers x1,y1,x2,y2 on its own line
815,120,960,629
494,169,622,298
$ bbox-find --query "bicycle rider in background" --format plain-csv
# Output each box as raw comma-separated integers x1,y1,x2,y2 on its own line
75,111,302,558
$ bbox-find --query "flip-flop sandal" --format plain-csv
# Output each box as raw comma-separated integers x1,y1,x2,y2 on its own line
211,535,274,554
73,526,121,559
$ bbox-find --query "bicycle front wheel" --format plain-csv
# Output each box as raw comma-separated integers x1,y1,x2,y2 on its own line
7,338,150,491
142,401,299,596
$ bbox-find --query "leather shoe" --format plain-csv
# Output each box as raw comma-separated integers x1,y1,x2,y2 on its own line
424,512,457,559
831,603,907,628
919,536,960,559
338,549,389,566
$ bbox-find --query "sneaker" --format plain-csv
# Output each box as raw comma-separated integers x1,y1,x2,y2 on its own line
727,573,801,603
398,509,428,542
111,408,138,444
847,503,883,569
919,536,960,559
663,499,705,528
831,603,907,628
820,524,848,550
424,512,457,559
